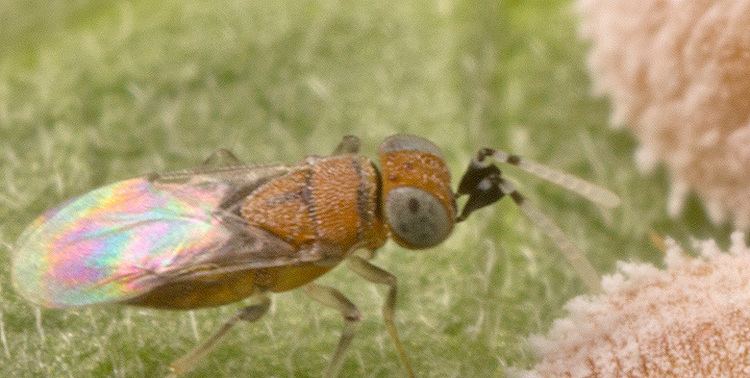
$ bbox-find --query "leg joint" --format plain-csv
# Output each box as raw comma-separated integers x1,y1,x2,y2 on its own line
344,308,362,323
384,273,397,287
238,301,270,322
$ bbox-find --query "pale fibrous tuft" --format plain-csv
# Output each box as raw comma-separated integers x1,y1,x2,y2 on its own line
577,0,750,228
518,232,750,377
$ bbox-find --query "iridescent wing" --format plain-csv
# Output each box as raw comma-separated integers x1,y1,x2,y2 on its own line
11,164,329,308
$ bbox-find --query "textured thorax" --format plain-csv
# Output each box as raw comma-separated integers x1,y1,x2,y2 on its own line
241,155,387,254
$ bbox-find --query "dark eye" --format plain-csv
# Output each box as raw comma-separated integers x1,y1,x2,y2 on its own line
384,187,452,249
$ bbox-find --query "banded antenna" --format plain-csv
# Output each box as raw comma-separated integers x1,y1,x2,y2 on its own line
476,148,620,209
457,148,621,292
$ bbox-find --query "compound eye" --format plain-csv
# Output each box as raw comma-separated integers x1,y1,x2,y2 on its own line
385,187,453,249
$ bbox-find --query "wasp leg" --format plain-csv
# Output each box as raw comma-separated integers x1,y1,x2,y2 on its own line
203,148,242,167
148,149,242,183
346,256,415,378
168,294,271,377
304,283,361,378
332,135,360,155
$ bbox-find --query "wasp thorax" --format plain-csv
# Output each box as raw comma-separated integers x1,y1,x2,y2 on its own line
378,135,456,249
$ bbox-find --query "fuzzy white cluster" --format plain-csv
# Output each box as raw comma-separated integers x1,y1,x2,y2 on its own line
518,232,750,377
577,0,750,227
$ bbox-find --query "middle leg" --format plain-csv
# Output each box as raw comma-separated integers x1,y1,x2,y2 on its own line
304,283,361,378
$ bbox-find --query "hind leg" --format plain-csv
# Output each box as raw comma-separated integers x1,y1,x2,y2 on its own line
203,148,242,167
168,294,270,377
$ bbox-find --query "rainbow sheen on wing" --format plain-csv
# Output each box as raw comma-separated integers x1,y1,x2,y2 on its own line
12,177,234,308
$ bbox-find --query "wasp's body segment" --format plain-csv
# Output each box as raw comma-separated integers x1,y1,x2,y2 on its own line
242,155,387,254
11,134,617,377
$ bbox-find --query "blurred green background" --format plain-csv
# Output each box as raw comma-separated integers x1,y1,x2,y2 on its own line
0,0,732,377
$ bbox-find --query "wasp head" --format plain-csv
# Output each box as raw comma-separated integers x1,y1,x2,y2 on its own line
378,135,456,250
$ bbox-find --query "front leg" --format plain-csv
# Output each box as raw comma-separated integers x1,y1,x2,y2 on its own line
332,135,360,155
346,256,415,378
